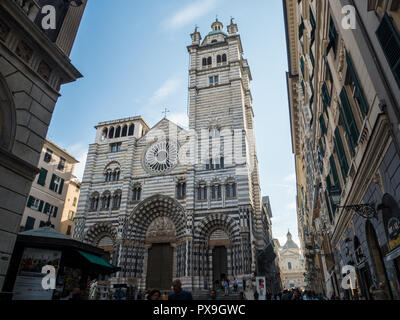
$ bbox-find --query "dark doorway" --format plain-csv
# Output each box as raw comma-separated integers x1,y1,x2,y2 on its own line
358,264,373,300
146,243,173,290
212,246,228,287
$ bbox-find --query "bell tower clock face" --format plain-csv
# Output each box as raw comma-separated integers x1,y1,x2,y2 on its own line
143,141,178,174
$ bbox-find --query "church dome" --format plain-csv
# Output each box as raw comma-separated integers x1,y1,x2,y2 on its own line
282,229,299,250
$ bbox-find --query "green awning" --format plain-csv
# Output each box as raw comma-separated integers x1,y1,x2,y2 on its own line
78,250,116,269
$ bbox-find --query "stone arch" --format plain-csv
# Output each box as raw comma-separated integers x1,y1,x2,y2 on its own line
124,194,187,244
0,72,16,151
84,222,118,246
195,213,241,246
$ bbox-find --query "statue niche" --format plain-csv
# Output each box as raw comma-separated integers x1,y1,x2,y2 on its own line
146,217,176,244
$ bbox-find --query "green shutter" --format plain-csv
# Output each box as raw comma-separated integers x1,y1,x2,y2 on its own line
38,200,44,212
53,207,58,218
329,155,341,191
334,128,350,181
27,196,35,208
50,174,56,191
58,179,64,195
43,203,50,214
346,51,368,116
324,191,333,224
322,82,331,108
340,87,359,152
319,139,325,157
37,168,48,186
320,115,327,136
376,13,400,88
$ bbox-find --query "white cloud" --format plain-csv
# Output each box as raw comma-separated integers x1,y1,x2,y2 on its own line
148,76,182,106
284,173,296,183
166,0,222,29
285,202,297,210
169,112,189,128
67,143,88,182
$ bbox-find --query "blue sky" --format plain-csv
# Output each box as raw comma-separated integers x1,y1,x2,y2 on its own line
47,0,299,247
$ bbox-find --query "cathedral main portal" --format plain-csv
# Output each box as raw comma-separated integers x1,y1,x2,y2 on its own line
146,243,173,290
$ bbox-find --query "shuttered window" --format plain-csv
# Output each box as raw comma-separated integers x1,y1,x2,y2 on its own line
300,56,305,77
37,168,48,186
339,87,359,156
329,155,341,191
324,191,334,224
322,82,331,108
327,17,338,54
376,13,400,88
346,51,368,116
334,128,350,181
320,115,327,136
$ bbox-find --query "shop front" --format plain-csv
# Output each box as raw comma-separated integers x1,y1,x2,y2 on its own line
3,226,119,300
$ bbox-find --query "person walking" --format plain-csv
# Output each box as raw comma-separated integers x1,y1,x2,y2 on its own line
233,278,239,293
168,280,193,300
223,279,229,296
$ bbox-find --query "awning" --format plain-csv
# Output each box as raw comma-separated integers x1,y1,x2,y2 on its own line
78,250,119,271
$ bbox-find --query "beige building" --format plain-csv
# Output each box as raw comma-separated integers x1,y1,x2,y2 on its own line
0,0,87,295
60,179,81,237
22,139,78,232
278,231,306,290
284,0,400,299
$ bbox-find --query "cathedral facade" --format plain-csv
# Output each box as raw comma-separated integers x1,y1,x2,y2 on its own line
73,19,269,292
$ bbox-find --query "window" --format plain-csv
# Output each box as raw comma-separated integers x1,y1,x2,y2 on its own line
211,184,222,200
121,125,128,137
222,54,227,62
37,168,48,186
322,82,331,109
209,76,214,86
115,126,121,138
128,124,135,136
334,128,349,181
68,211,75,221
58,157,66,171
90,193,99,211
50,174,64,194
109,127,115,139
101,128,108,141
73,197,77,207
110,143,122,153
327,16,338,55
226,183,237,199
214,75,219,84
176,181,186,199
101,193,111,210
339,87,359,157
197,185,207,201
217,55,222,63
202,58,207,66
207,57,212,65
376,13,400,88
66,225,72,236
132,186,142,201
25,216,36,231
319,115,327,136
345,51,368,116
112,169,120,181
44,203,58,218
288,262,292,270
44,149,53,163
113,192,122,209
209,76,219,86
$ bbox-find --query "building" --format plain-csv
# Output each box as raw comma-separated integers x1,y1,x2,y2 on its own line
258,197,282,295
284,0,400,299
73,19,273,294
22,139,78,232
278,231,306,290
0,0,87,295
60,179,81,237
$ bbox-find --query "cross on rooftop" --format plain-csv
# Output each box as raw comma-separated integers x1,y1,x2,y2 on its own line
162,108,170,119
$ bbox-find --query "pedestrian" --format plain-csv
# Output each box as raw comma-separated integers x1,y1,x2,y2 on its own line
370,282,389,300
254,290,259,300
208,290,220,300
168,279,193,300
239,292,246,300
225,279,230,296
233,278,239,292
147,290,161,300
137,290,143,300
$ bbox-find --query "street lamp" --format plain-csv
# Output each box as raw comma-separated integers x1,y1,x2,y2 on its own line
329,187,377,220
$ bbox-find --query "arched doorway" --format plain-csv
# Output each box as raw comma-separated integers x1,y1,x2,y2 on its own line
122,195,187,290
210,229,230,288
145,217,176,290
366,220,392,299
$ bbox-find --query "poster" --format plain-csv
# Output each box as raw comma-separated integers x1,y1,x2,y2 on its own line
13,247,61,300
256,277,266,300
